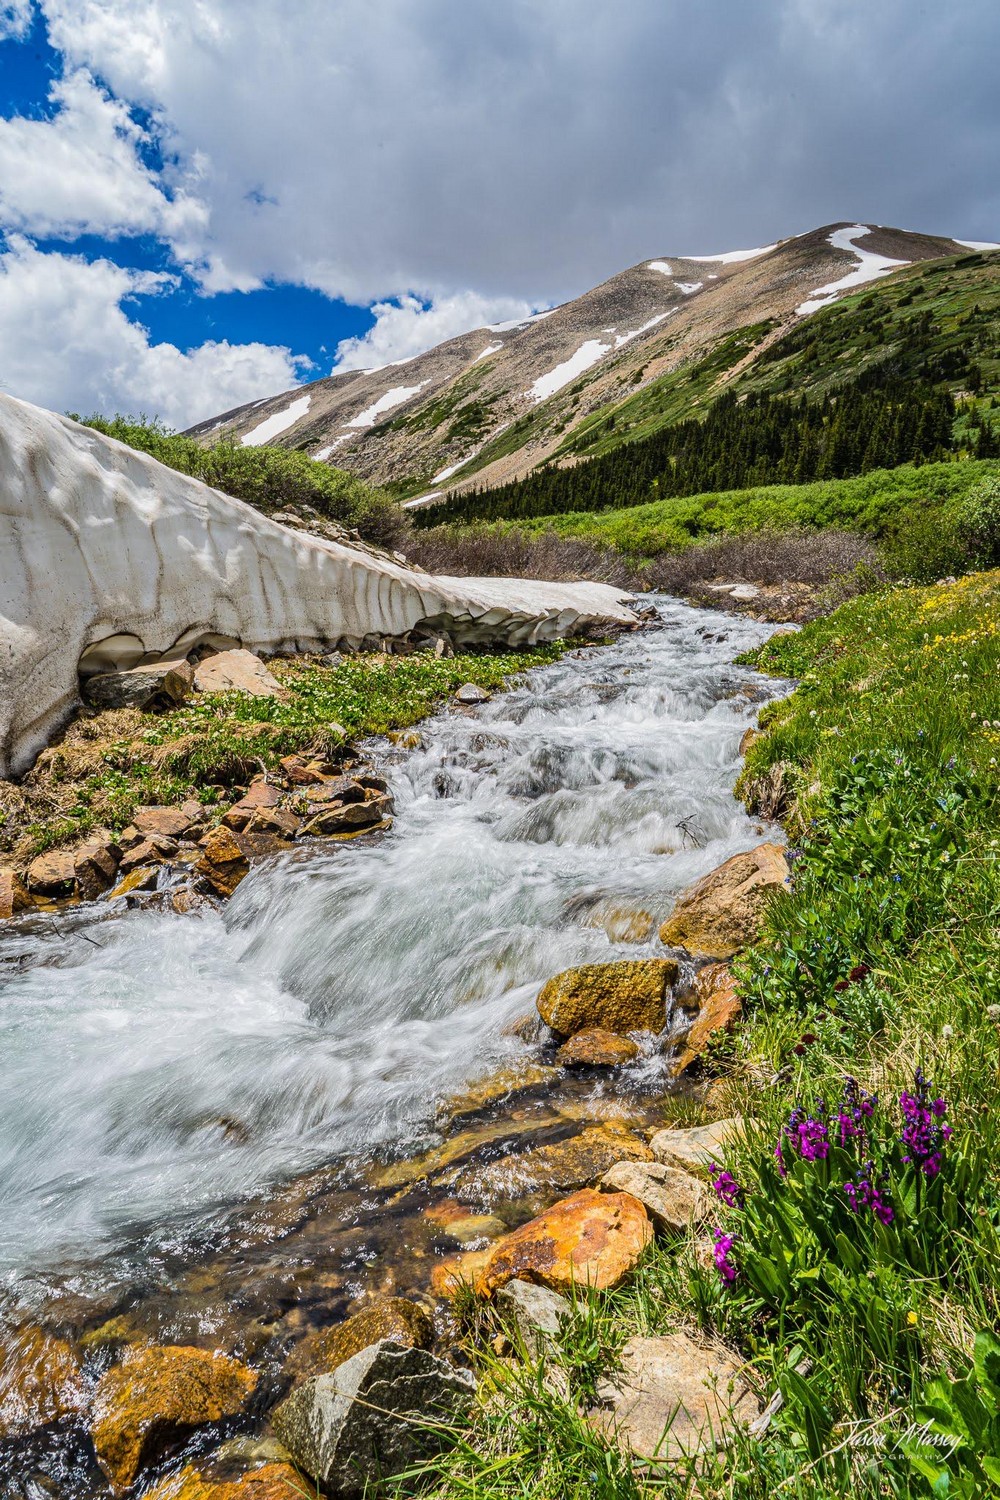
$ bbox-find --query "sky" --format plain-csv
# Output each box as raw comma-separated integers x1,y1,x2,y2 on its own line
0,0,997,429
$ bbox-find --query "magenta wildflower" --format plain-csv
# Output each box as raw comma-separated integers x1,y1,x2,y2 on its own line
843,1160,894,1224
784,1103,830,1161
709,1163,743,1208
712,1228,737,1285
835,1076,878,1146
899,1068,953,1179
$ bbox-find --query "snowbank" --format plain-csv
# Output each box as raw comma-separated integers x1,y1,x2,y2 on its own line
0,394,637,778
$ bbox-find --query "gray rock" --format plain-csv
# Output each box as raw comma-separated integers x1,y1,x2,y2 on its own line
455,683,490,705
728,584,760,602
271,1339,475,1494
494,1278,570,1356
193,649,283,697
600,1160,709,1233
82,657,193,711
649,1118,743,1171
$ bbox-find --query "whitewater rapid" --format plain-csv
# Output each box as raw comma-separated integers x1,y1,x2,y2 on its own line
0,599,786,1287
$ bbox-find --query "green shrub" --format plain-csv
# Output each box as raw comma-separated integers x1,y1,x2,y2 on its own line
952,475,1000,568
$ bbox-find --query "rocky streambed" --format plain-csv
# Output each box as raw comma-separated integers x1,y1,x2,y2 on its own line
0,598,790,1495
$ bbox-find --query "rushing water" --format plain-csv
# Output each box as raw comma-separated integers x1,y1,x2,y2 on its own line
0,598,786,1300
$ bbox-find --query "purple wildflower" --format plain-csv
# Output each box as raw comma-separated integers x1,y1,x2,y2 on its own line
836,1076,877,1147
774,1139,787,1179
712,1228,737,1285
709,1164,743,1208
784,1103,830,1161
843,1160,894,1224
900,1069,952,1179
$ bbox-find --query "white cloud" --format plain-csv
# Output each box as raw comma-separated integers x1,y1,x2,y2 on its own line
333,291,537,372
0,238,301,427
0,0,33,40
0,69,207,248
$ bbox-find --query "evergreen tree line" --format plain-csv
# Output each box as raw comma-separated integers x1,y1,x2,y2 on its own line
416,362,991,528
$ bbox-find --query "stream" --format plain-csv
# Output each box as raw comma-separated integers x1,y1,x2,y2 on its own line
0,596,788,1490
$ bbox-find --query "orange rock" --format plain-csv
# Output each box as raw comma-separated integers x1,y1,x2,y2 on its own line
476,1188,652,1297
282,1297,433,1383
0,1325,86,1440
0,866,32,919
25,848,76,895
131,804,206,841
430,1248,493,1297
556,1028,640,1068
144,1461,302,1500
658,843,789,958
92,1345,258,1491
222,781,283,831
672,964,741,1075
109,865,160,898
536,959,677,1038
195,827,251,899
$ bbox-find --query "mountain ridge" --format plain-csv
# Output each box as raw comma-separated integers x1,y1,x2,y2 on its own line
189,224,997,505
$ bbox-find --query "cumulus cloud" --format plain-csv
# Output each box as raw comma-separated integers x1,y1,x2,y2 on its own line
333,290,539,372
0,237,301,427
0,69,207,248
35,0,1000,306
0,0,32,40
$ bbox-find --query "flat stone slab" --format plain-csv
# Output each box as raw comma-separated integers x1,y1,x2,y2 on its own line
600,1160,709,1233
649,1118,743,1172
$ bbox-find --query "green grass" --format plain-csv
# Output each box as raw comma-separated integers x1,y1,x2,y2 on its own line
414,571,1000,1498
514,458,1000,564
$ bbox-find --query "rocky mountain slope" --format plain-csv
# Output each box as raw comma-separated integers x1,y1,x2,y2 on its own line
189,224,995,506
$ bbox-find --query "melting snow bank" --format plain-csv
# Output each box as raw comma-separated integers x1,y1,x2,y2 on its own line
0,394,638,778
797,225,909,316
241,394,312,446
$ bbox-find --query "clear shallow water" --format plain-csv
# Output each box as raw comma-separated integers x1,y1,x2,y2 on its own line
0,599,786,1289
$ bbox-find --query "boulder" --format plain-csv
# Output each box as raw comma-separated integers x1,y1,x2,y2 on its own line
244,807,300,841
0,1325,86,1440
536,959,677,1039
590,1332,761,1460
298,776,366,807
430,1248,494,1297
131,802,206,841
26,848,76,895
649,1118,744,1172
658,844,789,958
271,1340,475,1494
493,1279,570,1358
143,1462,302,1500
454,1125,652,1206
194,650,284,698
73,837,121,900
556,1028,640,1068
0,866,33,919
672,963,741,1076
302,797,391,838
92,1344,259,1491
83,658,194,712
278,754,324,786
476,1188,652,1297
282,1297,433,1385
455,683,491,705
119,834,179,875
196,827,251,899
109,865,160,898
222,780,283,831
738,727,760,758
600,1161,709,1234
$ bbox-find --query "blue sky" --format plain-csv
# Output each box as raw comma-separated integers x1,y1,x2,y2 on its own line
0,1,996,429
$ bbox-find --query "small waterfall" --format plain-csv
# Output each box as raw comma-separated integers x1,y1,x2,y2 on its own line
0,599,786,1287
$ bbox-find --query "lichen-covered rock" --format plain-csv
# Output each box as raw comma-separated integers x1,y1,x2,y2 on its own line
430,1248,494,1297
194,650,284,698
493,1279,570,1355
455,683,491,705
672,963,741,1075
142,1461,302,1500
0,1325,86,1440
600,1160,709,1233
649,1118,744,1172
590,1332,761,1460
536,959,677,1038
0,866,33,919
109,865,160,898
477,1188,652,1297
196,827,251,899
131,803,206,841
271,1340,475,1494
92,1344,259,1491
658,844,789,958
283,1297,433,1384
301,797,390,838
26,848,76,895
556,1028,640,1068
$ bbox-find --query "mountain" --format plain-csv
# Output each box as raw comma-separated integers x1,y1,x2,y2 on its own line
189,225,998,508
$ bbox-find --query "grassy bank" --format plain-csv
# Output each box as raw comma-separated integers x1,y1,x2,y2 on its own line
420,572,1000,1498
1,647,565,861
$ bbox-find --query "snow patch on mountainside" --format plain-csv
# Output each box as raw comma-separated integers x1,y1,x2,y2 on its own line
675,281,703,295
475,343,503,361
527,340,611,402
346,382,430,429
955,239,1000,251
685,244,777,264
241,394,311,446
647,260,673,275
796,225,909,316
613,311,674,348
